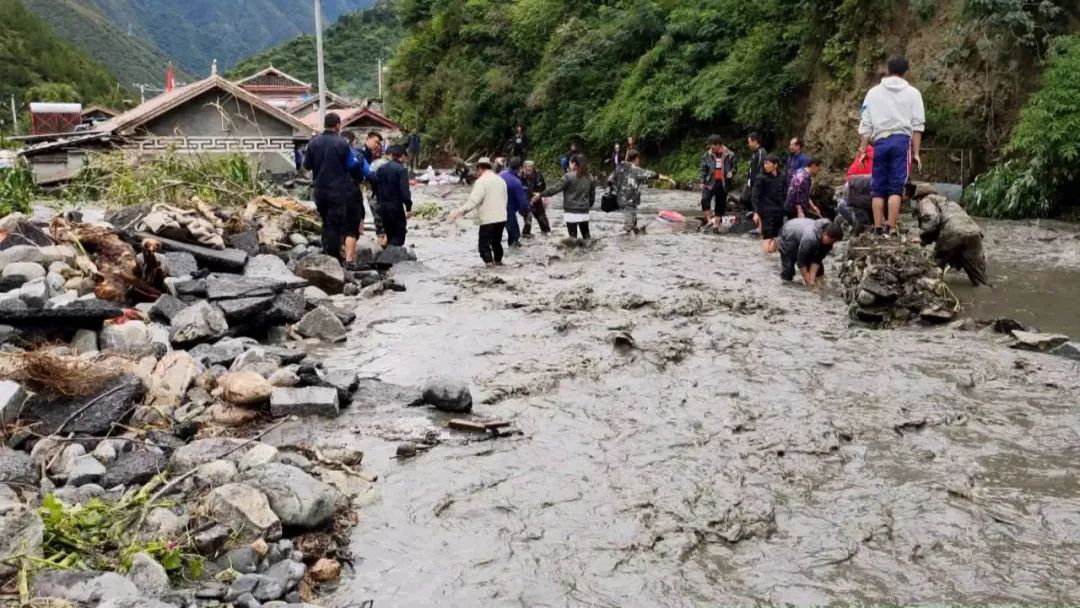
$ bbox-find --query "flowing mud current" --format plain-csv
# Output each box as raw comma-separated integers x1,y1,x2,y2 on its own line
270,189,1080,606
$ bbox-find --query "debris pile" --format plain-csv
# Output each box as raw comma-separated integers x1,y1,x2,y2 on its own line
839,234,959,327
0,194,419,606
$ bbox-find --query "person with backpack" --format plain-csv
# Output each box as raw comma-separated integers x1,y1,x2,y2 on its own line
303,113,371,259
535,155,596,241
610,150,668,234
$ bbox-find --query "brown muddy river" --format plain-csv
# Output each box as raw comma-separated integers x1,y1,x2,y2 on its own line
283,188,1080,607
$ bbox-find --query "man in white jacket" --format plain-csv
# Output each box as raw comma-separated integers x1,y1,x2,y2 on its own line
856,56,925,236
451,157,509,267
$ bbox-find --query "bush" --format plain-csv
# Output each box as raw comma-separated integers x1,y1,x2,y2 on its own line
0,159,35,216
966,35,1080,218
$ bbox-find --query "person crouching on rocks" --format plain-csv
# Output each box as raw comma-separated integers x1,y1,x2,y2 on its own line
451,157,508,267
534,154,596,241
915,192,988,286
779,218,843,288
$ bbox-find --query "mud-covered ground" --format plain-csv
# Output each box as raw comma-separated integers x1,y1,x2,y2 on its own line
293,188,1080,607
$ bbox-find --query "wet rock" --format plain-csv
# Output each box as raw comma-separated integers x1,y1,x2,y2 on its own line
170,438,247,472
196,459,239,487
234,591,261,608
195,525,231,556
190,337,246,367
268,368,300,388
326,303,357,326
309,558,341,582
218,295,277,323
0,498,43,576
207,273,306,300
319,369,359,404
25,375,142,436
19,279,49,308
71,328,99,354
269,387,339,418
67,456,106,487
148,351,200,408
1011,330,1069,352
217,545,261,574
148,294,188,324
262,345,306,365
421,378,473,413
396,442,418,458
133,232,248,273
170,301,229,345
266,559,306,589
259,292,306,325
3,261,46,284
375,245,418,267
0,380,26,425
218,371,273,407
239,443,280,472
157,251,199,278
293,306,346,342
229,230,260,257
302,285,329,307
32,570,139,604
101,449,168,488
127,552,169,597
1050,341,1080,361
229,573,289,602
0,245,45,270
242,463,344,529
209,483,281,543
141,507,185,540
293,255,344,294
50,443,86,479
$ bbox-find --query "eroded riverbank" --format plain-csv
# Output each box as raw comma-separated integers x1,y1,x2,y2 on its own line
310,188,1080,606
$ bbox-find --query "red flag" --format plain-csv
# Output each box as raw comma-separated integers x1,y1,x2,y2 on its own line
165,63,175,93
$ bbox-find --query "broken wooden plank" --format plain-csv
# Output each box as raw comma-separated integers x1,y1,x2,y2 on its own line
130,232,248,273
448,419,488,433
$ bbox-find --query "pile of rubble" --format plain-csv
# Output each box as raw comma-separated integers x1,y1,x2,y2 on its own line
839,233,958,327
0,197,417,607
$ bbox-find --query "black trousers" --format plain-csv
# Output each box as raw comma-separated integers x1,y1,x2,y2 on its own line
567,221,591,240
314,192,349,259
523,199,550,235
700,182,727,215
478,222,505,264
380,204,408,246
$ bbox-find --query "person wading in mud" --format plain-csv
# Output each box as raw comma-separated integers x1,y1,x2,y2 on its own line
373,145,413,248
778,218,843,288
785,157,824,220
752,154,786,253
500,158,531,248
304,112,370,260
857,55,925,236
521,160,550,237
700,135,736,227
610,150,668,235
536,155,596,241
451,157,509,267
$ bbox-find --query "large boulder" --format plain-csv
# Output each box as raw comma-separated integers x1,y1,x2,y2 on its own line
100,448,168,488
1011,330,1069,352
170,301,229,346
293,306,346,342
208,483,282,543
242,464,344,529
293,255,344,294
126,552,169,597
421,378,473,413
218,371,273,407
269,387,339,418
25,375,142,436
32,570,139,604
206,273,305,300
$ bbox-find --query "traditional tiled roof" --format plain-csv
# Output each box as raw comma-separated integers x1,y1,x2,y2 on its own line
235,66,311,90
287,91,358,116
300,105,400,132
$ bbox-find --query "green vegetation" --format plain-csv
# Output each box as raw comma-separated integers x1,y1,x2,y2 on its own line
965,35,1080,218
0,159,35,216
0,0,124,118
228,1,401,100
24,0,193,91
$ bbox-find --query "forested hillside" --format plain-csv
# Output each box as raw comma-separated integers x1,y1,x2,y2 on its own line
24,0,192,90
0,0,123,122
388,0,1078,214
74,0,374,74
229,1,401,99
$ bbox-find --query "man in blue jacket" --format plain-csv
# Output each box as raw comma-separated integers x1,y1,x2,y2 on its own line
500,158,530,248
304,113,370,259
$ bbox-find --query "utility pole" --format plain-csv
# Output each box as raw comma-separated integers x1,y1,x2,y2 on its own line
314,0,327,131
377,58,383,98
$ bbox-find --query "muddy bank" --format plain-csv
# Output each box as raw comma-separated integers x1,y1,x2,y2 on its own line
313,187,1080,606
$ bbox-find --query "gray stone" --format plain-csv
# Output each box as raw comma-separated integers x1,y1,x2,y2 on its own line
294,306,346,342
50,443,86,478
132,232,248,273
422,378,473,413
208,483,282,543
98,598,176,608
100,448,168,488
140,507,186,540
276,452,312,471
26,374,142,435
268,368,300,387
0,324,18,344
190,337,246,366
100,321,153,355
289,233,309,246
376,244,418,267
321,369,359,404
235,591,261,608
231,348,281,374
1011,330,1069,352
127,552,169,597
159,252,198,277
0,447,37,484
74,483,105,503
229,230,260,257
230,573,287,602
67,456,106,486
325,303,356,327
260,292,306,325
18,279,49,308
196,582,229,599
70,328,98,354
45,272,65,294
148,294,188,324
47,261,71,275
170,437,248,472
32,570,139,604
0,484,21,513
242,463,344,529
207,273,306,300
45,292,78,310
293,254,344,294
0,297,123,327
269,387,339,418
1050,341,1080,361
3,262,46,284
265,559,305,588
218,295,277,322
91,440,119,463
216,545,261,574
194,524,231,556
165,276,207,300
302,285,329,307
0,500,43,576
196,459,239,487
238,443,279,472
0,380,26,425
39,245,77,265
244,254,293,279
170,301,228,345
0,245,45,270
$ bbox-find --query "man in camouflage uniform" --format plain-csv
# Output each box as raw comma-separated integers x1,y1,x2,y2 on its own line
915,193,988,286
611,150,668,234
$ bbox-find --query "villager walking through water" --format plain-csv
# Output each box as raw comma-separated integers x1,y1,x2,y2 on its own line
451,157,509,267
500,158,531,247
751,153,786,253
373,145,413,248
521,160,550,237
303,112,371,260
536,155,596,241
700,135,736,228
610,150,668,235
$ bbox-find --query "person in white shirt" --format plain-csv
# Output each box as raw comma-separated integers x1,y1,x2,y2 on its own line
451,157,509,267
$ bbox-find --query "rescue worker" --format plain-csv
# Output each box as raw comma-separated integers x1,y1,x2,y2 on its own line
303,113,370,259
915,193,988,286
778,218,844,288
373,145,413,247
610,150,668,234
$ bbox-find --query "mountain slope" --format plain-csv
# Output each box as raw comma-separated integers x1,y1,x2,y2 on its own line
23,0,192,90
0,0,123,117
228,1,400,99
76,0,375,74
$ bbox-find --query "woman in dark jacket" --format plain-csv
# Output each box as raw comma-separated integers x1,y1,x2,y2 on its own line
534,155,596,240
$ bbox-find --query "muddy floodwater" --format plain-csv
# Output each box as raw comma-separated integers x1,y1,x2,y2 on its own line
281,188,1079,607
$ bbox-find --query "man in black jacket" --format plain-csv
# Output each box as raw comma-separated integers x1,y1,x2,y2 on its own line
751,154,786,253
304,113,369,259
520,160,550,237
374,145,413,246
